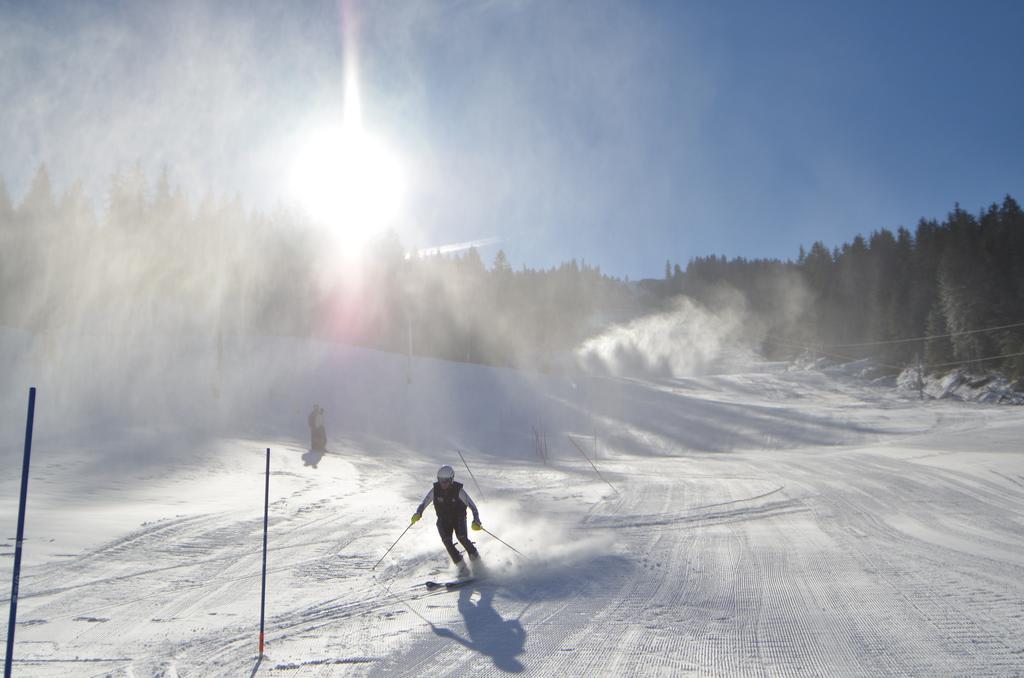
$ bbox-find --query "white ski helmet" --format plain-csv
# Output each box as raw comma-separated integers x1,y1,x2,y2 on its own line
437,465,455,481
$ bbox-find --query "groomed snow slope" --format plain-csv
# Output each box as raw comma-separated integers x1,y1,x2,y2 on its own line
1,336,1023,676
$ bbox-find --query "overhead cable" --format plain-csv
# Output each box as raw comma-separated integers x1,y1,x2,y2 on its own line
814,319,1024,349
762,337,905,371
923,350,1024,369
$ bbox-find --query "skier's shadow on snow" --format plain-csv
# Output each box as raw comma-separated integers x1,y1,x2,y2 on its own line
431,584,526,673
302,447,325,468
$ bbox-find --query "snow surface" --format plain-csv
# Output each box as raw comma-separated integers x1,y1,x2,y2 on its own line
1,335,1023,676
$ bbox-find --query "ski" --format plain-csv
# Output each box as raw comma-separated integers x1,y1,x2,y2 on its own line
425,578,476,591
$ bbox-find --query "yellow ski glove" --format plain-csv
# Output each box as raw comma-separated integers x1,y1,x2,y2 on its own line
411,513,422,525
471,521,482,531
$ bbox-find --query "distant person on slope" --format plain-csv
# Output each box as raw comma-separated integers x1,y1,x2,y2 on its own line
411,465,483,576
308,404,326,453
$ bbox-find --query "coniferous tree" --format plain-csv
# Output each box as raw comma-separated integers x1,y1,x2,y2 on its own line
985,197,1024,373
924,302,955,367
887,227,917,363
0,177,13,224
20,164,57,226
938,206,997,367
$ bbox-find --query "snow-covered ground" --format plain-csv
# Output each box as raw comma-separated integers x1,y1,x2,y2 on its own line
1,335,1023,676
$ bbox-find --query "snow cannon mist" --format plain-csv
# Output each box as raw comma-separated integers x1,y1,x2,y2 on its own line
576,292,761,378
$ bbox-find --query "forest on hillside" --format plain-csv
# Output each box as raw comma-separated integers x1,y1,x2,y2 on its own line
1,164,1021,377
662,197,1024,377
0,165,633,368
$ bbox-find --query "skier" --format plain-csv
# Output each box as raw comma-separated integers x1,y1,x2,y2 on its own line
412,465,483,576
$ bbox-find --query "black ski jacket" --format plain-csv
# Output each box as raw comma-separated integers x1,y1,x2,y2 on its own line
416,481,480,523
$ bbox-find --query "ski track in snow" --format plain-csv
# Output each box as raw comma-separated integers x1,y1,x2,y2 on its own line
1,352,1023,677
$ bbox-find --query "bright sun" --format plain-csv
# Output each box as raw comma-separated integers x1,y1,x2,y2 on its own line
289,121,406,246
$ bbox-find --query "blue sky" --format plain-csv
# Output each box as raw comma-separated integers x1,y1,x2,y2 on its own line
2,0,1023,279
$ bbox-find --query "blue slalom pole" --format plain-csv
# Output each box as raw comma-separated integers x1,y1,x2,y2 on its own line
5,387,36,678
258,448,270,657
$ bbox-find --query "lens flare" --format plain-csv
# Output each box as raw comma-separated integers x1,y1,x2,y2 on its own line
289,121,406,247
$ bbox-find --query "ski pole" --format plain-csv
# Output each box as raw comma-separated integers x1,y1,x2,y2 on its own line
456,448,484,500
481,527,531,561
372,522,414,570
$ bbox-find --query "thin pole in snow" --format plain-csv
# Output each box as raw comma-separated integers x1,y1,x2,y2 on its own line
916,353,925,400
456,449,484,500
568,434,619,495
258,448,270,657
5,387,36,678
